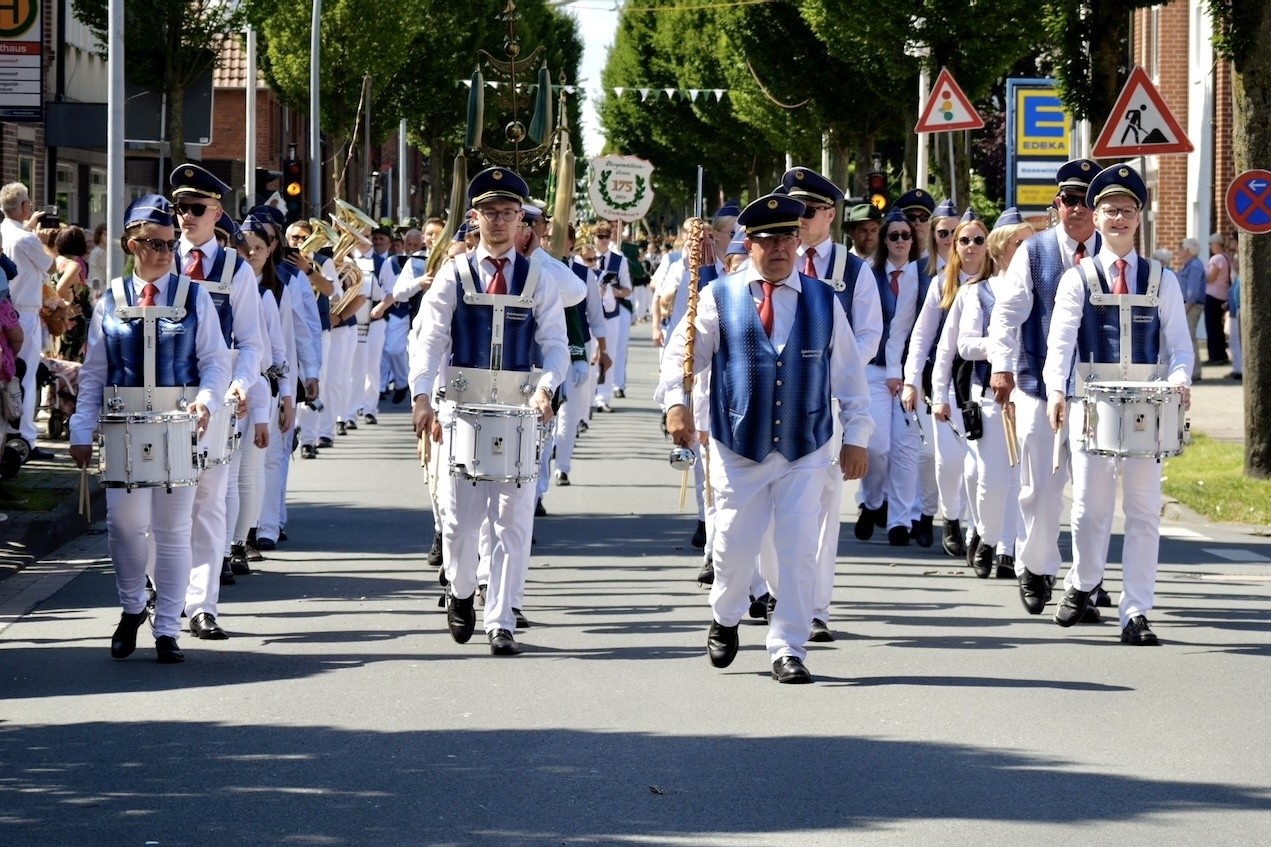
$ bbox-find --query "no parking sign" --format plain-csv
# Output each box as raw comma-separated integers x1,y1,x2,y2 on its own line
1225,169,1271,235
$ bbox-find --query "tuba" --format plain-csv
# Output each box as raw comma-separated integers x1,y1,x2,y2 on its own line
327,202,376,323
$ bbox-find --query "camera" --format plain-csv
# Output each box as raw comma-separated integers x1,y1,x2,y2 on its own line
42,205,60,229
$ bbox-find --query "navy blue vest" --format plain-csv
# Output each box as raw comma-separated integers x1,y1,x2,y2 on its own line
387,255,418,318
1076,257,1161,368
103,275,201,388
569,260,592,343
449,253,542,371
835,247,863,330
1019,231,1101,398
599,252,624,318
710,275,835,463
870,265,899,368
179,244,235,346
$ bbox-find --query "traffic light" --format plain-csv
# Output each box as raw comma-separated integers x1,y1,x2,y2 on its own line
283,158,304,221
867,171,889,211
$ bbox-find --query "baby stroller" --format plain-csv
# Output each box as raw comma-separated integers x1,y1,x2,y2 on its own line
2,360,28,479
39,357,80,440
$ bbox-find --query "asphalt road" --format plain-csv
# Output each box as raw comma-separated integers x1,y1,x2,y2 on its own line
2,335,1269,847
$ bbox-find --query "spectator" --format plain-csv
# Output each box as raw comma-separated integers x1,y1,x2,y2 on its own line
87,222,109,302
1204,232,1231,365
1174,238,1206,382
1228,273,1242,381
42,226,91,362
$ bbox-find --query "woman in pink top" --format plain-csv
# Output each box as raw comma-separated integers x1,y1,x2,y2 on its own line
1204,233,1231,364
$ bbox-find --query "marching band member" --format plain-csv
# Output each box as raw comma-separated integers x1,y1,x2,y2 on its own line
169,165,265,643
593,222,632,412
69,195,231,662
411,167,568,656
1043,164,1192,644
289,219,338,461
380,227,423,404
988,159,1101,615
358,227,397,426
662,193,872,684
854,208,919,546
955,209,1032,578
552,231,608,493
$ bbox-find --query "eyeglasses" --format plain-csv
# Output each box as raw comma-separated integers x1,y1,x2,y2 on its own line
801,205,832,219
477,209,521,223
595,233,612,240
935,229,953,239
176,202,214,218
1058,194,1088,209
131,237,180,253
752,233,798,245
887,231,912,242
1100,206,1140,220
958,235,986,246
905,212,930,224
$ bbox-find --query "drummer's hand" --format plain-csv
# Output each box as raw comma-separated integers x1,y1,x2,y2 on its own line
1047,390,1066,433
840,444,868,480
304,378,319,401
666,404,694,448
532,387,554,426
189,402,211,437
228,385,248,417
253,422,269,449
901,384,918,412
886,378,902,397
652,325,664,347
70,444,93,469
1180,384,1192,410
991,371,1015,406
279,396,295,432
412,394,440,443
933,402,951,422
697,430,710,447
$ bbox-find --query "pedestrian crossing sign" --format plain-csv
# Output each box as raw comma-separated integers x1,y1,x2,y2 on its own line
915,68,984,134
1092,66,1193,158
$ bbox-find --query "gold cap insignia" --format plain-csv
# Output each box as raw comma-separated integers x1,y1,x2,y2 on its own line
1118,167,1129,177
916,190,925,198
767,200,778,209
183,168,194,178
1081,162,1092,171
493,170,504,180
795,171,805,181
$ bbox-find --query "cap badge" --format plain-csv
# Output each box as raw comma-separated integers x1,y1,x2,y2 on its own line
795,171,805,180
183,168,194,178
1081,162,1092,171
1118,167,1129,177
493,170,503,181
767,200,778,209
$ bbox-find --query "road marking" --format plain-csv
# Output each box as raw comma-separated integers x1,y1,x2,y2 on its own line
1161,526,1209,540
1202,547,1271,563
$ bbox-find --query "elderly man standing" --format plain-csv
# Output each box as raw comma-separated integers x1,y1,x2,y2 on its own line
1175,238,1206,383
0,183,55,460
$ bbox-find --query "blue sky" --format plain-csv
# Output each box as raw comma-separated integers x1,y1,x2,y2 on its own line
561,3,620,158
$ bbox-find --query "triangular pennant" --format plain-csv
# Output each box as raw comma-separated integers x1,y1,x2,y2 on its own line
461,79,471,88
915,67,984,133
613,86,625,97
713,89,724,101
664,88,676,99
688,89,700,101
639,88,650,101
564,85,575,94
489,80,500,90
1091,65,1194,157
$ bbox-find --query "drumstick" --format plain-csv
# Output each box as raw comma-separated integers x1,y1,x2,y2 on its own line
420,431,430,469
79,467,91,522
678,468,689,513
1051,424,1063,474
1003,401,1019,467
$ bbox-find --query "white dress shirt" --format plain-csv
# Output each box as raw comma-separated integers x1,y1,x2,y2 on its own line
179,235,264,396
1,217,50,310
531,245,587,307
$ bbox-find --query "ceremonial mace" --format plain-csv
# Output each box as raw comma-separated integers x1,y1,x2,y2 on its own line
669,219,711,511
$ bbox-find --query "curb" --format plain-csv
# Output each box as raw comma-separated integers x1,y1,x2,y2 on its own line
1,480,107,577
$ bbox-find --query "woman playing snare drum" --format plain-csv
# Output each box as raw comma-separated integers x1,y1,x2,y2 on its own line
68,195,230,664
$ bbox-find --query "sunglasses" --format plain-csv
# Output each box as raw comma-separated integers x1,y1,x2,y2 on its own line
1058,194,1088,208
958,235,986,246
935,228,953,239
801,204,832,219
887,231,912,242
175,202,216,218
132,237,180,253
905,212,931,224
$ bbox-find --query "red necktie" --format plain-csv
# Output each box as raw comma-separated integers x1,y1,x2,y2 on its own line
758,281,776,338
1073,242,1086,264
486,257,508,295
889,269,902,297
1111,258,1129,295
183,248,205,281
802,247,818,278
139,283,159,307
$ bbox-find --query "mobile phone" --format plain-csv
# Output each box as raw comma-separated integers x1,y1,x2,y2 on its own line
42,205,60,228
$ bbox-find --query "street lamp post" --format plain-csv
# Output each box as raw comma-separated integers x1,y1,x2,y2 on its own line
309,0,322,217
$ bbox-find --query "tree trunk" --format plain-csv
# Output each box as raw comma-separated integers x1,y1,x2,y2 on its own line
168,85,186,170
1231,9,1271,478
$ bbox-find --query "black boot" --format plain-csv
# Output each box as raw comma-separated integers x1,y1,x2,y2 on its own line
941,519,966,558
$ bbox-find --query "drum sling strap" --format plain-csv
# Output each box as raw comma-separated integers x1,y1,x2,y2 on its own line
827,244,848,292
454,256,542,374
109,275,193,411
1075,256,1161,380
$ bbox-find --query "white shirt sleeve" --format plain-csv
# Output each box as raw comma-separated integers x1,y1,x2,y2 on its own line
660,287,719,410
409,259,457,399
535,247,586,307
1041,266,1085,395
989,239,1036,373
902,275,943,386
227,260,264,395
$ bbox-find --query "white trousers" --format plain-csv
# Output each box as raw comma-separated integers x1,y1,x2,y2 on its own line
596,314,625,404
360,319,387,416
299,330,331,446
258,411,293,541
1067,421,1162,627
380,312,410,391
708,441,827,662
1012,390,1070,577
632,284,652,322
914,401,938,519
968,391,1020,552
613,307,632,390
535,428,554,501
226,429,264,548
15,310,40,443
326,326,358,426
553,357,593,475
185,461,230,620
932,396,969,522
860,366,919,529
107,486,196,639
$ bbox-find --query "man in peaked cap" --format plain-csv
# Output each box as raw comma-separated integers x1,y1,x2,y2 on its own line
660,193,872,684
410,166,568,657
168,163,267,642
846,202,883,259
1043,163,1192,645
986,157,1102,619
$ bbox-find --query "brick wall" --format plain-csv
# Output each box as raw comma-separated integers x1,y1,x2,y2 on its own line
1213,58,1236,237
203,88,292,169
1146,2,1191,253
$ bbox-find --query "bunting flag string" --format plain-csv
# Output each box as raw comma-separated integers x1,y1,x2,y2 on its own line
455,79,732,102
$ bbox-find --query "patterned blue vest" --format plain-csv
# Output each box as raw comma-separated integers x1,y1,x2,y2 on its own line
1019,231,1101,398
870,265,899,368
569,260,592,343
102,274,201,387
178,244,234,345
599,252,624,318
1076,256,1161,367
710,274,834,463
449,253,541,371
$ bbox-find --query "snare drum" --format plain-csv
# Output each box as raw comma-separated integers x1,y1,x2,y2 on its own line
1080,380,1185,459
98,411,201,490
199,400,238,467
446,404,541,483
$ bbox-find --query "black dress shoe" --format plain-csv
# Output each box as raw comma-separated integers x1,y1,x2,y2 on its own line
489,629,523,655
27,446,57,462
446,591,476,644
336,421,347,436
690,520,707,549
190,612,229,640
1120,615,1159,645
965,529,981,569
912,514,935,548
364,414,377,425
220,558,237,586
707,621,739,668
854,504,880,541
941,519,966,558
428,532,444,568
1018,568,1053,615
994,554,1016,579
808,619,834,643
255,537,277,552
110,611,149,659
748,593,771,620
765,593,776,623
317,437,334,448
1054,588,1093,627
696,555,714,586
1093,582,1113,608
534,498,548,517
887,525,910,546
279,530,287,542
229,544,251,575
301,444,317,459
345,420,358,430
513,608,530,629
771,656,813,684
392,387,408,405
155,636,185,663
972,543,995,579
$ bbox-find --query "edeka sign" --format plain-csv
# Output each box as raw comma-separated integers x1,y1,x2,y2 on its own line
0,0,43,121
1006,79,1073,216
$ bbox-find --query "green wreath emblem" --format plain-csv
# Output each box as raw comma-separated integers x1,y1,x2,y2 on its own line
597,170,647,212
